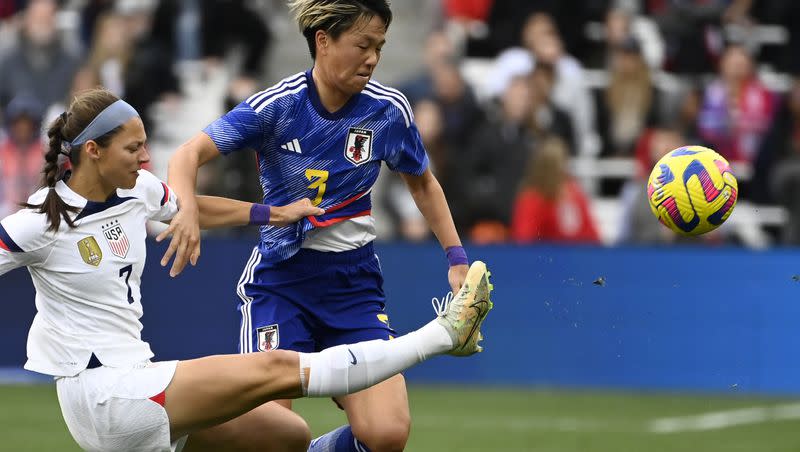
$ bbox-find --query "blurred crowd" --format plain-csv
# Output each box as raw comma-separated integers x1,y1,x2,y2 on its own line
1,0,800,248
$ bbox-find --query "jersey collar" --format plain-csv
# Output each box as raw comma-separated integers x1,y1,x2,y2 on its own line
55,180,136,221
54,180,88,208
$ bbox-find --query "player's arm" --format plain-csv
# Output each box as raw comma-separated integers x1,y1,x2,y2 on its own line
164,100,267,276
160,133,221,276
194,196,324,229
399,169,469,293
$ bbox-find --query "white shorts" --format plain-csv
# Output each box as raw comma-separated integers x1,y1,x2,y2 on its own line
55,360,188,452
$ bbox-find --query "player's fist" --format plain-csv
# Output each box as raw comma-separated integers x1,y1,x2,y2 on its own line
448,264,469,294
270,199,325,226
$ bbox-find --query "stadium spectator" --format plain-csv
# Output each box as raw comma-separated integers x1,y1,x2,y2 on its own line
428,59,485,149
763,79,800,243
396,30,458,105
673,83,706,146
647,0,729,74
0,94,44,218
78,0,115,47
697,44,775,166
592,7,664,70
457,75,537,240
117,0,181,136
528,62,574,152
0,0,81,112
597,37,662,157
484,11,554,99
487,12,599,156
511,136,600,244
72,12,131,97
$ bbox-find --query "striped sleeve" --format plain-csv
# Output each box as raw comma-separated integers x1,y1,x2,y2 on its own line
0,211,54,275
203,101,266,155
0,222,23,253
384,121,429,176
204,72,307,155
131,170,179,221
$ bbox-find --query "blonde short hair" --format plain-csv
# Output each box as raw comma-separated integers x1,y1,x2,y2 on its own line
288,0,392,59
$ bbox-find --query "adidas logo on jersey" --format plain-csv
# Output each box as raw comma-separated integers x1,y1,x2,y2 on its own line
280,139,302,154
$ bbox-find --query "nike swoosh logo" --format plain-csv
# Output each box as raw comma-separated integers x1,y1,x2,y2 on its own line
348,348,357,365
461,299,490,350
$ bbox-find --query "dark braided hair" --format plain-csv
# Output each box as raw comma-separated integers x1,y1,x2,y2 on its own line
24,89,123,231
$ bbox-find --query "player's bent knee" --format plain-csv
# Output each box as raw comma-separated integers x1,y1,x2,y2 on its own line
351,416,410,452
261,426,310,452
274,411,312,452
251,350,303,399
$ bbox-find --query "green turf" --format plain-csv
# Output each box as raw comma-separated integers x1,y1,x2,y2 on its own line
3,384,800,451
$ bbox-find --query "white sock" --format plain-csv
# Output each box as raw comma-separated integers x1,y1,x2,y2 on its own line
298,319,454,397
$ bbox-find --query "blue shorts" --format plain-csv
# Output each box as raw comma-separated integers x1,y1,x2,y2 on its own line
236,242,397,353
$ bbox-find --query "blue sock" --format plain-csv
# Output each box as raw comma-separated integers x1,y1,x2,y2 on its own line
308,425,370,452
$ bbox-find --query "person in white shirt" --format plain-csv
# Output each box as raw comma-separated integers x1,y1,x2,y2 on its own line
0,88,494,452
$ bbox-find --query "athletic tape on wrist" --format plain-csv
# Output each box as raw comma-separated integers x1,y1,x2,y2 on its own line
445,246,468,267
249,204,271,225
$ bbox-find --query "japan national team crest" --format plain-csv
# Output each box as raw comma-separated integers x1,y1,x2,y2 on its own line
77,236,103,267
344,127,373,166
257,324,279,351
102,219,130,259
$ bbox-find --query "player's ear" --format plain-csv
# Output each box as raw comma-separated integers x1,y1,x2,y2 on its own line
84,140,102,161
315,30,329,55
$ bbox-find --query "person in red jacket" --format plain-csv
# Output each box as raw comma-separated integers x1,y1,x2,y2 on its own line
511,136,600,243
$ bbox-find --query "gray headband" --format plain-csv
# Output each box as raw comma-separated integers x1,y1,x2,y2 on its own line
66,99,139,149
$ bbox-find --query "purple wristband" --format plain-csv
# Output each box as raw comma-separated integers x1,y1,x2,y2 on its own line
445,246,468,267
249,204,271,225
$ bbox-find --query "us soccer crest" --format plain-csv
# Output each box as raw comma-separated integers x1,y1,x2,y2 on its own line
344,127,373,166
77,236,103,267
257,324,279,351
102,219,130,258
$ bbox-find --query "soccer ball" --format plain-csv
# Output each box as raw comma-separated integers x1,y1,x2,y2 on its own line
647,145,738,236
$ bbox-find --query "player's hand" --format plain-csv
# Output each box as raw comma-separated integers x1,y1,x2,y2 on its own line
271,198,325,227
448,264,469,294
156,204,201,277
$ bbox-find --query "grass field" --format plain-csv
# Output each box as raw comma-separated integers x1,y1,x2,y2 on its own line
2,384,800,451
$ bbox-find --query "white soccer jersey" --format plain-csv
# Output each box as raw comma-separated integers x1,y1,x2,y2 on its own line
0,170,178,377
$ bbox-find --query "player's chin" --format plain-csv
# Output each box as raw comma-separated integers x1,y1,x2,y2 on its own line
122,171,139,189
352,75,370,90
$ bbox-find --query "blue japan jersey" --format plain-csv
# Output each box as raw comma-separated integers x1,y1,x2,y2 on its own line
204,70,429,263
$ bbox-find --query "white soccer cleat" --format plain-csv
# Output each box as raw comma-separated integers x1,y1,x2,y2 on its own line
434,261,494,356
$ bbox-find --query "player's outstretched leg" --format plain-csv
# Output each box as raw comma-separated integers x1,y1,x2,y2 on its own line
165,262,494,440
